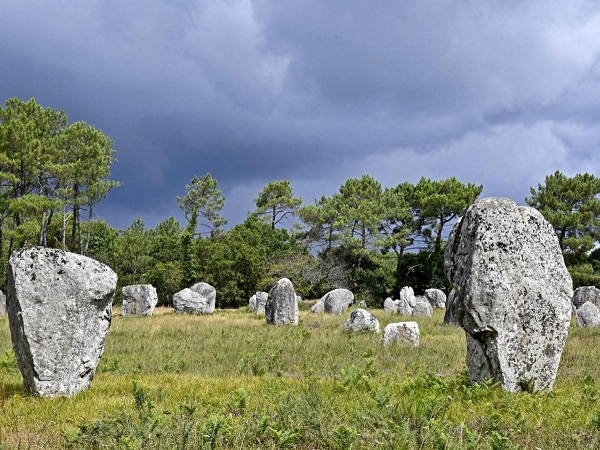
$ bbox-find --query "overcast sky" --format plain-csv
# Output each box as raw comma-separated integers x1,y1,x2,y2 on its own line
1,1,600,230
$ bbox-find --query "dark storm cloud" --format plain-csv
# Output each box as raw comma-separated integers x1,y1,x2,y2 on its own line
1,1,600,228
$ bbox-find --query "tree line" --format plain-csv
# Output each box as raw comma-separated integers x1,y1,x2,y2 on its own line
2,97,600,307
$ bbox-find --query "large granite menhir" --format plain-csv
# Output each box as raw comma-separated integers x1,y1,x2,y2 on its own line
265,278,298,326
6,247,117,397
445,198,572,392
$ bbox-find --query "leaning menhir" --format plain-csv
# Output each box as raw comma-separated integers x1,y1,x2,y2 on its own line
122,284,158,316
6,247,117,397
265,278,298,325
445,198,572,392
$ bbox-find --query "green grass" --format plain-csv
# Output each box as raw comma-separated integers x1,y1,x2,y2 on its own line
0,307,599,449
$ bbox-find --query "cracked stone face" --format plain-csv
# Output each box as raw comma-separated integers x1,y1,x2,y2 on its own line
444,198,572,392
6,246,117,397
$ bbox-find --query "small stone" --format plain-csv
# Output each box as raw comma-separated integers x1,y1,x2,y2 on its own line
396,298,413,316
343,309,379,333
121,284,158,316
323,288,354,315
383,297,396,313
190,282,216,315
575,302,600,327
425,288,446,308
173,288,208,314
399,286,416,307
0,290,5,315
412,296,433,317
265,278,298,326
380,322,420,347
572,286,600,309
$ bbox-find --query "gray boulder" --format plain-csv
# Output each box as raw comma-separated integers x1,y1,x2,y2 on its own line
249,291,268,314
572,286,600,309
122,284,158,316
173,288,208,314
425,288,446,308
396,298,413,316
323,288,354,315
343,308,379,333
412,296,433,317
380,322,420,347
445,198,572,392
190,282,216,315
575,301,600,327
6,247,117,397
383,297,396,313
0,290,5,315
265,278,298,326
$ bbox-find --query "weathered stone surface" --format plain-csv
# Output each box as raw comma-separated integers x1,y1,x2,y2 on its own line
575,301,600,327
343,308,379,333
265,278,298,326
173,288,208,314
0,290,5,315
190,282,216,314
425,288,447,308
383,297,396,313
323,288,354,315
380,322,420,347
396,298,413,316
445,197,573,392
121,284,158,316
309,296,325,313
249,291,268,314
444,289,462,326
6,246,117,397
572,286,600,309
399,286,416,307
357,300,367,308
412,296,433,316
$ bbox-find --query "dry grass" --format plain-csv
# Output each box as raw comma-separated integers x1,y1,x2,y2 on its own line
0,309,599,449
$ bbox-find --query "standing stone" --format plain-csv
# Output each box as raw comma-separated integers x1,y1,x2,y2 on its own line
265,278,298,326
425,288,447,308
121,284,158,316
0,290,6,315
256,292,268,314
6,247,117,397
249,294,257,311
190,282,216,315
396,298,413,316
412,296,433,317
323,288,354,315
445,198,573,392
575,302,600,328
399,286,416,307
572,286,600,309
173,288,208,314
444,289,462,326
343,309,379,333
383,297,396,313
380,322,420,347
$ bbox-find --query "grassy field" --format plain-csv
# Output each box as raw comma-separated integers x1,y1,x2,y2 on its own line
0,306,599,449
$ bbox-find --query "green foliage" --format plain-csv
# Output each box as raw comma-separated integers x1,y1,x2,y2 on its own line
253,179,302,229
0,97,119,255
177,173,227,237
